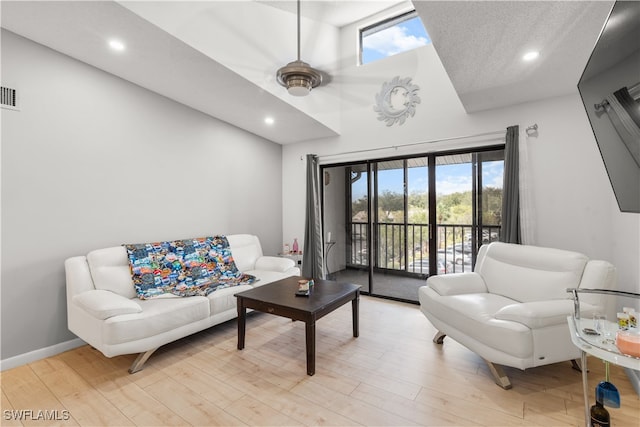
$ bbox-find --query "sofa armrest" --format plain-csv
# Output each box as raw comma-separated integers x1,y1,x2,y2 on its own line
254,256,295,273
495,300,601,329
426,272,488,296
72,290,142,320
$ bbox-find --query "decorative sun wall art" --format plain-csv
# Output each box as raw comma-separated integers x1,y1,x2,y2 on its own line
373,76,421,126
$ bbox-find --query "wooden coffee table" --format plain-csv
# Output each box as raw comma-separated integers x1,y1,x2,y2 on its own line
235,276,361,375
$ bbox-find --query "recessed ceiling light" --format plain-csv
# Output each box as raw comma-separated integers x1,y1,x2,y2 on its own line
264,117,275,125
108,39,126,52
522,51,539,61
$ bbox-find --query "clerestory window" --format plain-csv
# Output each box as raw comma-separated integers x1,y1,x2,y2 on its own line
360,10,431,65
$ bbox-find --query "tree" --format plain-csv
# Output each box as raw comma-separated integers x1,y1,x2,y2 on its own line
351,195,368,221
377,190,404,222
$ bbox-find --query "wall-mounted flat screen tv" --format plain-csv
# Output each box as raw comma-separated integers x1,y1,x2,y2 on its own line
578,0,640,213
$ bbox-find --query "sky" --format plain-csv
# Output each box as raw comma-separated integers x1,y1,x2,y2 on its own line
351,162,504,199
362,15,431,64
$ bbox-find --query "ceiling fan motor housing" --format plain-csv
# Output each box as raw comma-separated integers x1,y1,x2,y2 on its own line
277,60,323,96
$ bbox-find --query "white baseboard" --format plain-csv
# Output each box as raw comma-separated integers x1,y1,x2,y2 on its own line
625,367,640,397
0,338,85,371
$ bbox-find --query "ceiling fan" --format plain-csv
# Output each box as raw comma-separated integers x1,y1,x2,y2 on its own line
276,0,325,96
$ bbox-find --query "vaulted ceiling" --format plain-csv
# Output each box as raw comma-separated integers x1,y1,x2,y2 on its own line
1,1,614,144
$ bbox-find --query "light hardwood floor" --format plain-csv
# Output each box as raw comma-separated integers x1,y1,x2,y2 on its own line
1,296,638,426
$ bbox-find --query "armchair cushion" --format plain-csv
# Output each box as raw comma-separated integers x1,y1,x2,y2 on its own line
494,300,576,329
494,300,602,329
254,256,295,273
427,272,487,296
73,290,142,320
477,243,588,302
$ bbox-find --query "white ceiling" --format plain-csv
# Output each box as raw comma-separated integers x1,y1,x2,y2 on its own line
1,1,614,144
256,0,405,27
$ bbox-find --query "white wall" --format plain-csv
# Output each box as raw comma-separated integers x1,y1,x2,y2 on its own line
0,30,284,360
282,25,639,297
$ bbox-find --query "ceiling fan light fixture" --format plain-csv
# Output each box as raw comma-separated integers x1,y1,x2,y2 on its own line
276,60,322,97
276,0,325,96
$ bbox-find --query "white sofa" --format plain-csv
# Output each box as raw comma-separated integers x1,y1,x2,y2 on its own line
419,242,616,389
65,234,299,373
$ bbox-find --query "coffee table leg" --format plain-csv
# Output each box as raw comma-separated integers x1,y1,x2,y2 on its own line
237,299,246,350
305,321,316,375
352,292,360,338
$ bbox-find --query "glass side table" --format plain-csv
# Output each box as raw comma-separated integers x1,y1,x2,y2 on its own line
567,288,640,427
279,252,303,272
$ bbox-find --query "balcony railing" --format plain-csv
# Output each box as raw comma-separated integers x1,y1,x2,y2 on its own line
349,222,501,275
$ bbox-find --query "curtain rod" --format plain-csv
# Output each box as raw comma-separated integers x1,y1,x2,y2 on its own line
301,124,538,161
311,128,506,160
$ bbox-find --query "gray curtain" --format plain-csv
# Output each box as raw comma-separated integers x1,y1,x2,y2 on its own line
302,154,324,278
500,125,521,244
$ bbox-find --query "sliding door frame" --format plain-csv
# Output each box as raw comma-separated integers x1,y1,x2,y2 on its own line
320,143,505,302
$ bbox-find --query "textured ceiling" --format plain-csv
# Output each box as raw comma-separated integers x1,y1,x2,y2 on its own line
414,0,614,112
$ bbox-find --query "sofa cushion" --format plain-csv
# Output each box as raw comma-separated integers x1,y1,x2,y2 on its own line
254,256,295,273
207,284,253,314
103,296,210,345
87,247,137,299
73,290,142,320
477,242,588,303
245,269,292,287
227,234,262,272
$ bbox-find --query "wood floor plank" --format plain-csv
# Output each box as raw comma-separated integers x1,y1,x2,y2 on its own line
90,371,188,426
291,379,420,426
29,359,133,427
1,365,77,426
2,296,638,426
161,362,246,409
223,395,300,426
1,389,25,426
349,381,477,426
142,376,247,426
60,388,134,427
224,370,360,426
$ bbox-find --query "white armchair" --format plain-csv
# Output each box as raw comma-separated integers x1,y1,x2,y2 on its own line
419,242,616,389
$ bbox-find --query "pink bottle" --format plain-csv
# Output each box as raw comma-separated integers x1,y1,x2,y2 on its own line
292,238,299,253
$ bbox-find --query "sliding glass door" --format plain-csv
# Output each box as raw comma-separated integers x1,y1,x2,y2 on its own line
321,146,504,303
434,150,504,273
322,164,371,293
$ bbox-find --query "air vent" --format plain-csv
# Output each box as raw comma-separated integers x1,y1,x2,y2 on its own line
1,86,19,110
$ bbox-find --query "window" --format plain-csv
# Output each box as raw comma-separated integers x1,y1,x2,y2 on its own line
360,10,431,65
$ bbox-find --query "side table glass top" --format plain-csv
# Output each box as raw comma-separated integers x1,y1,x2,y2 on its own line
568,316,640,371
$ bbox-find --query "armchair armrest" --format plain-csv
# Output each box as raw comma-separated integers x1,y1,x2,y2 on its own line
426,272,488,296
495,300,601,329
72,290,142,320
254,256,295,273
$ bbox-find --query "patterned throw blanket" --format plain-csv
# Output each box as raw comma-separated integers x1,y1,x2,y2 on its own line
124,235,257,299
